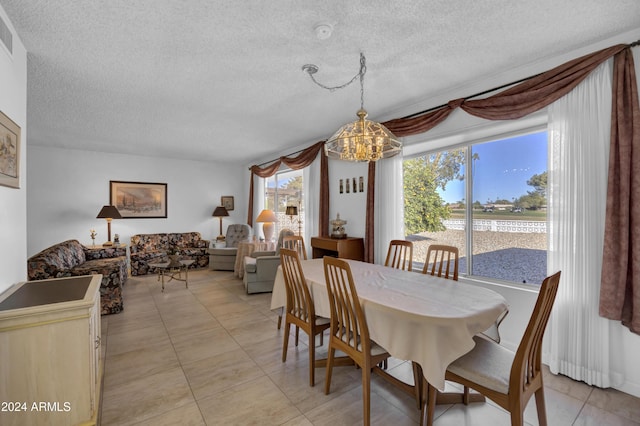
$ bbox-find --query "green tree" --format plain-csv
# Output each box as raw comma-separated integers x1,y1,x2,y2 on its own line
527,172,547,197
516,171,547,210
403,157,451,234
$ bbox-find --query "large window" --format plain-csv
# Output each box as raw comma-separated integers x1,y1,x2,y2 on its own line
264,169,304,239
403,130,547,285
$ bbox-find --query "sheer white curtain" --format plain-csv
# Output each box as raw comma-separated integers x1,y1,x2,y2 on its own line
547,59,619,387
253,177,266,238
374,151,404,265
304,156,320,255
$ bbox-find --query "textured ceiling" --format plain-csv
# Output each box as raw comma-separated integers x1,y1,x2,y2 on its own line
2,1,640,165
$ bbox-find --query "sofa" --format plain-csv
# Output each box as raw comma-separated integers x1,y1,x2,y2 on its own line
130,232,209,276
27,239,128,315
208,224,252,271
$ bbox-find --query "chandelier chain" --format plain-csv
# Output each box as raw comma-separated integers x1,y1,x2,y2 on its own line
304,52,367,110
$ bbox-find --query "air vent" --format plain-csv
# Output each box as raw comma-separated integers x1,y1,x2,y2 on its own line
0,15,13,55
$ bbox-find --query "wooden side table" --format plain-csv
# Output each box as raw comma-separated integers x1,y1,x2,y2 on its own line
310,236,364,261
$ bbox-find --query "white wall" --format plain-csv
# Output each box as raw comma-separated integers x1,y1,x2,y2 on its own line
27,146,246,256
327,160,369,238
0,6,27,295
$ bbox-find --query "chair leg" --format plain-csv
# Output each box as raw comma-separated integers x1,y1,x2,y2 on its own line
324,346,335,395
509,408,524,426
535,387,548,426
309,330,316,387
412,361,422,410
277,314,282,329
295,325,299,346
362,364,371,426
281,320,290,363
421,381,437,426
463,385,470,404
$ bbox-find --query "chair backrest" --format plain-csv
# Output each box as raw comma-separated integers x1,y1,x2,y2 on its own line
510,271,561,391
226,224,252,248
275,228,295,254
422,244,459,280
323,256,372,356
280,248,315,323
384,240,413,271
283,235,307,260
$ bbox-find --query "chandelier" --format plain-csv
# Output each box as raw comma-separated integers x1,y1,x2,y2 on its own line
302,53,402,162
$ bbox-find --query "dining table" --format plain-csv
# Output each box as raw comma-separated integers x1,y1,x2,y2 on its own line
270,257,509,392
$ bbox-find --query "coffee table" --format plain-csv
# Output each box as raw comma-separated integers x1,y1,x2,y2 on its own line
148,259,195,292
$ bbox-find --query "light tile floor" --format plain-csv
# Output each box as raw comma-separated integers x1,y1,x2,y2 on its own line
100,269,640,425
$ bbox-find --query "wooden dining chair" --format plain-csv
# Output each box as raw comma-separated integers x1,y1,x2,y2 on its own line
423,271,561,426
422,244,459,280
282,235,307,260
280,248,330,386
323,256,391,426
384,239,413,271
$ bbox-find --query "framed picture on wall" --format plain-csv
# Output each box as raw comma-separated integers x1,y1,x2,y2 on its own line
0,111,21,189
221,196,234,211
110,180,168,218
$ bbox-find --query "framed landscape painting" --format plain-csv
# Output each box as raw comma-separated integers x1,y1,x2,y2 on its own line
110,181,167,218
0,111,21,189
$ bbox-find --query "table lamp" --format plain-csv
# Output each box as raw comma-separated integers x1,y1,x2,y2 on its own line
212,206,229,241
256,209,277,241
96,205,122,246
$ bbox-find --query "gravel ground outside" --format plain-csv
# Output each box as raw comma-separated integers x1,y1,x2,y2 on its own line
407,229,547,285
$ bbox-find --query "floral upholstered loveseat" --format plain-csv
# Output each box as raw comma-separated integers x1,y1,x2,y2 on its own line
130,232,209,276
27,239,128,315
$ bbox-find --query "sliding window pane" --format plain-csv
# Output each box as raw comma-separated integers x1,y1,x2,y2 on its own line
470,132,547,285
403,149,467,273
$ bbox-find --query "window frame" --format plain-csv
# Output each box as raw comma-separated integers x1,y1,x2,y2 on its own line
403,119,548,290
264,167,304,238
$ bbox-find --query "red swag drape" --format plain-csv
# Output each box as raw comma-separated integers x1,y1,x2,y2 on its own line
599,47,640,334
372,42,639,335
247,141,329,238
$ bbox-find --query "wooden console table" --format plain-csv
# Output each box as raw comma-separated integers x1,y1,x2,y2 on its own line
310,236,364,261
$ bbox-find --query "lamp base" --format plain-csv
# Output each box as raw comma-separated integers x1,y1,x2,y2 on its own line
263,222,275,242
102,241,113,247
216,235,226,241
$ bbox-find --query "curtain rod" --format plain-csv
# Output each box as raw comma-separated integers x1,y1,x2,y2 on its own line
251,40,640,168
400,39,640,120
399,73,540,120
250,147,310,170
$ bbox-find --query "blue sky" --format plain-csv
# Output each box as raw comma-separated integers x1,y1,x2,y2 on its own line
438,131,548,204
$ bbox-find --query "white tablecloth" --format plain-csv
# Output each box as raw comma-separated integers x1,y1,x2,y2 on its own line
270,258,508,390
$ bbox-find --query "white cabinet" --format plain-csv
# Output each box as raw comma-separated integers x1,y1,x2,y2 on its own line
0,275,102,426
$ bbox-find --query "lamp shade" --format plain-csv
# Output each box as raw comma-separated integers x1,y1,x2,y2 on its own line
96,205,122,219
212,206,229,217
256,209,277,223
285,205,298,216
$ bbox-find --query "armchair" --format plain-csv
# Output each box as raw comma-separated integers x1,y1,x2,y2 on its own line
243,229,294,294
208,224,252,271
